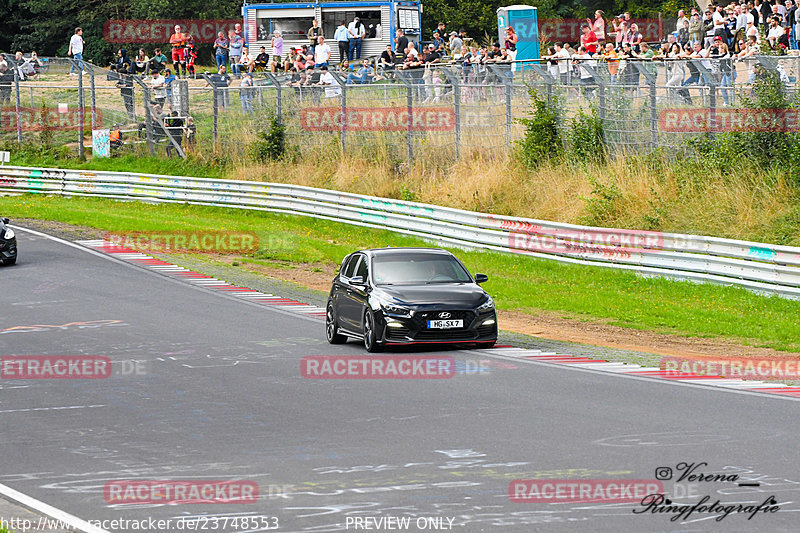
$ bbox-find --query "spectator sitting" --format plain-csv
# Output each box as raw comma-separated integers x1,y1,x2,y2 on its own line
132,48,149,75
110,49,131,74
347,59,375,84
149,48,167,73
304,54,316,70
289,67,311,87
110,124,123,153
379,45,396,72
14,51,37,79
240,46,252,72
183,117,196,152
315,65,341,97
252,46,269,72
338,58,352,72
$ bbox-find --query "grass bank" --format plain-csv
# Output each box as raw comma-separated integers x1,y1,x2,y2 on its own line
5,194,800,353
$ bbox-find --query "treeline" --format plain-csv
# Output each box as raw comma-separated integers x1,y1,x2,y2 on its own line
0,0,682,64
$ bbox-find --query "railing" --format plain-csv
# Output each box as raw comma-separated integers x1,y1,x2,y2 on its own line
3,165,800,298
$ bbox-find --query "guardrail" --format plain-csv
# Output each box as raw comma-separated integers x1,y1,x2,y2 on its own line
3,165,800,298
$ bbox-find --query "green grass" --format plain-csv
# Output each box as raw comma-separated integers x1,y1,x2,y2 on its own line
5,194,800,353
5,152,224,179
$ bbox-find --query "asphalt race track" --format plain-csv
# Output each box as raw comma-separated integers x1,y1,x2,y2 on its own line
2,227,800,533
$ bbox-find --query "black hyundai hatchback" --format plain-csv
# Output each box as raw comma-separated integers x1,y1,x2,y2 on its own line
0,217,17,265
326,248,497,352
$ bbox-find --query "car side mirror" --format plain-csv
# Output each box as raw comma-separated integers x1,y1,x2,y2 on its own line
1,218,8,224
474,273,489,284
350,276,366,286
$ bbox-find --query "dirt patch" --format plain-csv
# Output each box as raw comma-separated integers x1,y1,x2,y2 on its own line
15,218,106,241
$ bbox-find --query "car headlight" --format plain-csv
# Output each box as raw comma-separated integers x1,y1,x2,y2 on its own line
477,295,495,313
379,299,412,317
2,228,13,240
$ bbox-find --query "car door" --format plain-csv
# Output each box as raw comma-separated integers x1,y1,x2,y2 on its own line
332,254,357,327
337,254,363,330
351,254,371,332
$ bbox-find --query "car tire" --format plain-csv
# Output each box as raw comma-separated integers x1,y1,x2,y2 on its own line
326,302,347,344
363,310,383,353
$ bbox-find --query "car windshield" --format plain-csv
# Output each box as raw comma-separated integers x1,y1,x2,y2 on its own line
372,253,472,285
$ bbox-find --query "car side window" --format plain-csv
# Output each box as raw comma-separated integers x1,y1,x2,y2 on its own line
342,254,359,279
355,255,368,280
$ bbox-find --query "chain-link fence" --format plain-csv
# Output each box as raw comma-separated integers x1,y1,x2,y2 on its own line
2,54,799,162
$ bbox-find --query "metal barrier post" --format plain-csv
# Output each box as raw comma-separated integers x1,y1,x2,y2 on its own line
201,74,219,147
439,67,461,158
131,77,155,156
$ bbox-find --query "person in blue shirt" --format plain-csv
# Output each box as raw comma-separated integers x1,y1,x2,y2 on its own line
432,31,445,53
164,69,176,99
334,21,350,64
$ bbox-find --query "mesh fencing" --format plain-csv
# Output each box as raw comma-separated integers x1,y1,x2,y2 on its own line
2,54,800,161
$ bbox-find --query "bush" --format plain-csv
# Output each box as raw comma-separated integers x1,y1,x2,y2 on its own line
569,108,605,163
516,87,561,169
249,113,286,162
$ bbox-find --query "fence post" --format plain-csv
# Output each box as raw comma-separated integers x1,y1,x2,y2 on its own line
13,64,22,144
76,60,85,160
201,74,219,147
650,77,657,149
264,72,282,123
395,70,414,161
87,63,97,130
330,72,347,152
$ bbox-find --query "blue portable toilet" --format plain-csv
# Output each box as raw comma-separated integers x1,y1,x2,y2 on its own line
497,5,539,62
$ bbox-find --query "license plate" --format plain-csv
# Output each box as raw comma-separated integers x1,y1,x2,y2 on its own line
427,319,463,329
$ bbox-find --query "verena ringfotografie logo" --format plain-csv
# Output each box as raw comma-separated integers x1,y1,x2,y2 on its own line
660,109,800,133
1,356,111,379
661,356,800,381
104,231,259,254
301,355,455,379
509,479,663,503
104,480,258,504
300,107,456,132
503,220,663,259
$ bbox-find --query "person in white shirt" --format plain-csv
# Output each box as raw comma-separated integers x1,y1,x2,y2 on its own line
347,17,366,60
572,46,596,95
552,42,571,84
676,10,689,33
149,71,167,106
314,36,331,67
68,27,84,75
316,65,342,97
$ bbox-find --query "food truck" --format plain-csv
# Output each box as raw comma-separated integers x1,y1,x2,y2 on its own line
243,0,423,63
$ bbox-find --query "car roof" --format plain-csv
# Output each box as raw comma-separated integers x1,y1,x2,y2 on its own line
358,247,454,257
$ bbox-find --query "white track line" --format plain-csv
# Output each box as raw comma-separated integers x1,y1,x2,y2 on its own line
0,482,111,533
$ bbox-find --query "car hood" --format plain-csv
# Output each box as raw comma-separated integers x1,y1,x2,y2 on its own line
374,283,488,308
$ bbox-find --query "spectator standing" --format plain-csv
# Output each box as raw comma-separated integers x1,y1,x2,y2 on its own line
334,21,349,63
432,31,445,53
627,23,643,51
169,25,187,77
348,16,365,60
572,46,596,95
449,31,463,58
271,31,284,69
206,65,231,108
580,24,599,55
68,27,84,76
678,19,691,46
214,32,229,69
183,117,196,152
676,10,689,32
396,28,409,60
314,36,331,68
761,0,773,28
239,72,254,115
504,27,518,60
602,42,619,83
588,10,606,44
308,19,323,53
229,29,244,77
785,0,797,49
163,68,176,100
553,42,571,84
149,70,167,107
185,36,198,78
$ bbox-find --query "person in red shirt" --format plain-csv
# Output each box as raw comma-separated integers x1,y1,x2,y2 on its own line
169,24,187,77
580,24,599,55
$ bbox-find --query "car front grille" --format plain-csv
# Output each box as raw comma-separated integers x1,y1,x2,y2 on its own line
412,310,474,329
386,326,411,340
415,329,478,340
